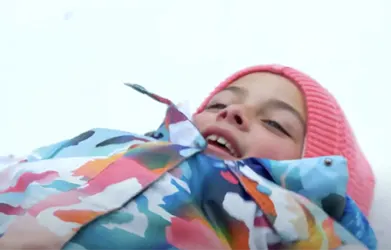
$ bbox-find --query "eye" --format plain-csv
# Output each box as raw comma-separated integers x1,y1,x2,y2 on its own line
262,120,291,137
206,103,227,110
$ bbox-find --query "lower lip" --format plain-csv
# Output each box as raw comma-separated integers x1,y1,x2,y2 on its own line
204,143,238,160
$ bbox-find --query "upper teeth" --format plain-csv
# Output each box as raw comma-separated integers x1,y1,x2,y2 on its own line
206,134,238,157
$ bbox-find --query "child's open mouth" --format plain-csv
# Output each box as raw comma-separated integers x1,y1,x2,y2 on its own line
206,135,239,157
202,127,242,159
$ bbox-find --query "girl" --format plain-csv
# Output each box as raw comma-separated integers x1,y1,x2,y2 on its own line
193,64,375,216
0,64,376,249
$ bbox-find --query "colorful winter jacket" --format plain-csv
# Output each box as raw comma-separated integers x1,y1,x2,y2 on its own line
0,84,376,249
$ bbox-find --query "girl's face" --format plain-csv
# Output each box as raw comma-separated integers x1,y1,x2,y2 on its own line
193,72,306,160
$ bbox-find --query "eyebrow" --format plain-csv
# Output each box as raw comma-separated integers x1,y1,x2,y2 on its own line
222,86,247,96
221,86,306,129
262,99,306,129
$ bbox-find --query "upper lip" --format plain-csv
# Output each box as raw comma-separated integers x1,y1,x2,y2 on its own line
202,126,242,158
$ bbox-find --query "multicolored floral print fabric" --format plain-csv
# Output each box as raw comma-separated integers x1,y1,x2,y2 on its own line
0,84,376,249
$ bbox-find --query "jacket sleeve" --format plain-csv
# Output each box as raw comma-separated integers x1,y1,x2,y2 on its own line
26,139,73,161
25,128,155,162
338,195,377,250
0,139,72,171
24,130,98,161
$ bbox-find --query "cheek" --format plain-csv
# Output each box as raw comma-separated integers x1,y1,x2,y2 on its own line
246,135,302,160
192,113,209,131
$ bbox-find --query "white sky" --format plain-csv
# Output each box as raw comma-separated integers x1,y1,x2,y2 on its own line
0,1,390,168
0,1,390,246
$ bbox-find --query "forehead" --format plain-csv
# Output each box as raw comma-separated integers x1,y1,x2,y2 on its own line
224,72,306,119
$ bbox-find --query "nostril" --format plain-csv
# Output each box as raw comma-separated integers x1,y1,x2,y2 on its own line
220,110,228,119
234,115,243,125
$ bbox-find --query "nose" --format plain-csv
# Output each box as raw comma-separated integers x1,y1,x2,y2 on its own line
216,105,250,131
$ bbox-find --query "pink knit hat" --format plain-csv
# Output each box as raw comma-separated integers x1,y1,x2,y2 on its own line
196,64,375,216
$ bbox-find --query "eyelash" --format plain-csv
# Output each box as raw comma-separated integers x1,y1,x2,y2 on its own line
262,120,291,137
206,103,227,109
206,103,291,137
